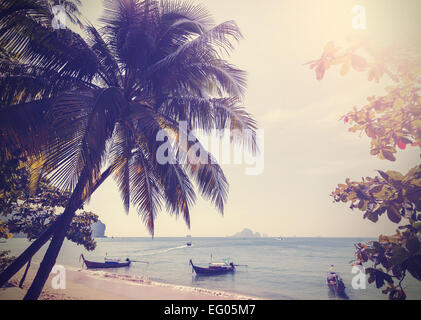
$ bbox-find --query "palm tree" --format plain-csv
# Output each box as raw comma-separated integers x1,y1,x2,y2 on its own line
0,0,257,300
0,0,105,290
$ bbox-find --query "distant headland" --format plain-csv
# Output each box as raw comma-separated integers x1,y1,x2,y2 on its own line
92,220,106,238
231,228,267,238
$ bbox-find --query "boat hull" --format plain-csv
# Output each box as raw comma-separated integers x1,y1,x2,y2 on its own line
327,283,345,294
326,275,346,296
81,255,131,269
189,260,235,276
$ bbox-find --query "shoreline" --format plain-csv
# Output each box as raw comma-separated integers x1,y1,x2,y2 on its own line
0,263,260,300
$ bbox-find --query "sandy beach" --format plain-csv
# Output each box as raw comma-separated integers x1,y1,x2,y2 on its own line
0,264,258,300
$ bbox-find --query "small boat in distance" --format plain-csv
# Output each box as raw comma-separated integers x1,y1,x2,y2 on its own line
186,234,192,246
190,259,235,276
80,254,131,269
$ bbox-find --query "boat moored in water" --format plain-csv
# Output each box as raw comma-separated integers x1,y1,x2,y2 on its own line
326,266,346,296
186,235,192,246
80,254,131,269
189,259,235,276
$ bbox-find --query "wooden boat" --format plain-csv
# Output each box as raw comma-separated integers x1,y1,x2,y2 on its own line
80,254,131,269
189,259,235,276
326,271,346,295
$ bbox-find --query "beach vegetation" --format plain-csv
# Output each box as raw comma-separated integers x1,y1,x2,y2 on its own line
308,40,421,299
0,154,99,250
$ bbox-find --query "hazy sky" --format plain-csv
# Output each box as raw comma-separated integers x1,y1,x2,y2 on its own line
76,0,421,237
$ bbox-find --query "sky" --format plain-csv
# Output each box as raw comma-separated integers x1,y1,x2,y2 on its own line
75,0,421,237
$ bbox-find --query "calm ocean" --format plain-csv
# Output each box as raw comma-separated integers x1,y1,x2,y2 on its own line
3,237,421,300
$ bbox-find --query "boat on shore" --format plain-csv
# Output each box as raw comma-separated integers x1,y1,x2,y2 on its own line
189,259,235,276
80,254,131,269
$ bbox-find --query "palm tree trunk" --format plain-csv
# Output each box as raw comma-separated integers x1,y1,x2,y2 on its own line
23,205,78,299
0,222,57,288
0,166,113,289
23,166,91,300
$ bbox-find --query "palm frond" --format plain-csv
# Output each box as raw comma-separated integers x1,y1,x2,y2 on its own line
181,60,247,98
1,15,98,82
184,138,228,214
159,0,213,27
109,124,133,213
125,103,196,228
101,0,160,69
0,98,53,161
0,0,51,28
212,99,258,154
129,146,163,236
142,20,243,80
0,58,95,105
158,95,257,153
157,160,196,228
43,88,124,193
85,25,122,87
145,113,229,214
156,0,213,50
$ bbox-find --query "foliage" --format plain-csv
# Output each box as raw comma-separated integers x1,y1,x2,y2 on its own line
0,250,15,272
0,156,98,250
308,40,421,299
0,221,10,239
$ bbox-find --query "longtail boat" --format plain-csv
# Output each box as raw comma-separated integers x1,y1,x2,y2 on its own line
326,266,346,296
189,259,235,276
80,254,131,269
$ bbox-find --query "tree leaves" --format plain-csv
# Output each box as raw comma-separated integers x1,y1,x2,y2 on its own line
367,268,393,289
387,203,402,223
377,170,389,181
351,54,368,72
406,236,420,255
308,42,421,163
318,40,421,299
381,150,396,162
1,161,98,250
407,256,421,281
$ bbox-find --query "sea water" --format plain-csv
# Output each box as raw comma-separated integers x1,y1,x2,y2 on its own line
2,237,421,300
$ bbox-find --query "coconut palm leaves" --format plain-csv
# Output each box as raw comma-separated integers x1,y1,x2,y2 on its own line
0,0,257,235
0,0,94,84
